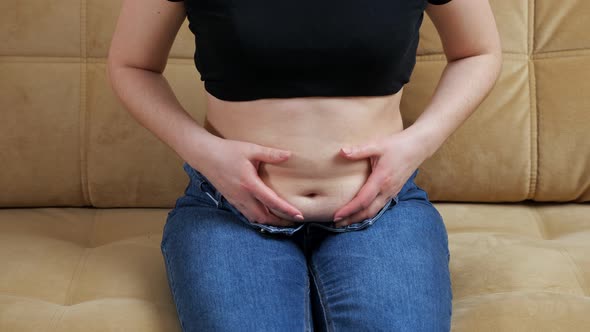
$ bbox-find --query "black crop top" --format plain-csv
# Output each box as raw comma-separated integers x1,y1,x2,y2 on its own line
166,0,453,101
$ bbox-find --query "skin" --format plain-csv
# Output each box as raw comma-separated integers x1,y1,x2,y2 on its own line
107,0,502,227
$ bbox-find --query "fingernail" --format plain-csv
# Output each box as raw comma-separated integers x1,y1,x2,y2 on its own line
342,147,351,154
294,214,304,221
333,217,343,222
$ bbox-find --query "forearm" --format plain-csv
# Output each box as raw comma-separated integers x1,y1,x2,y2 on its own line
403,52,502,160
106,65,223,167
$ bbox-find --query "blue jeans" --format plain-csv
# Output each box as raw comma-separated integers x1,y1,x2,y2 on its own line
161,162,452,331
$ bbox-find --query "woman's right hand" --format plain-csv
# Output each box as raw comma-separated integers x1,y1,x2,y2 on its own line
189,138,304,227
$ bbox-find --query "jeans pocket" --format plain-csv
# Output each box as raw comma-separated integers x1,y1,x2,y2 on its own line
182,162,224,209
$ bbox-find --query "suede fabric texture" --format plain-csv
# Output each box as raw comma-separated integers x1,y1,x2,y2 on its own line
0,0,589,331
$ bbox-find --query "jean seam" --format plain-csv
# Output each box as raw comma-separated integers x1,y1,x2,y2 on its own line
430,205,450,259
309,262,333,332
305,276,312,332
161,246,187,332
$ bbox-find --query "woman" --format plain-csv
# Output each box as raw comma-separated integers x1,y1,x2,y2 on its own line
108,0,501,330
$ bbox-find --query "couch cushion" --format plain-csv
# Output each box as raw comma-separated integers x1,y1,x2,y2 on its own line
1,204,589,331
0,208,180,331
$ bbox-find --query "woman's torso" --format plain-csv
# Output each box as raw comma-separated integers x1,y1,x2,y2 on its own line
203,91,405,222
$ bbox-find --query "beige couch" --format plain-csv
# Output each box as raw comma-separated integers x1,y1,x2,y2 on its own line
1,0,589,331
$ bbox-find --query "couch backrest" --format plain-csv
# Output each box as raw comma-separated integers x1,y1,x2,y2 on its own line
1,0,588,207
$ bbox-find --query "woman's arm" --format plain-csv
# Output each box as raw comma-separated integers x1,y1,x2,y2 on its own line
107,0,223,167
403,0,503,159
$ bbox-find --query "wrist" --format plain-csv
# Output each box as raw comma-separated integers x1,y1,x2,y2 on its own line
399,122,440,161
179,124,226,168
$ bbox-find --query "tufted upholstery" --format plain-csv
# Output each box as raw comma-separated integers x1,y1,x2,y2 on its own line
1,0,589,331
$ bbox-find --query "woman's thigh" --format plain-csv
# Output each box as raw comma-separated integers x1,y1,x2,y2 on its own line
160,168,311,331
309,182,452,332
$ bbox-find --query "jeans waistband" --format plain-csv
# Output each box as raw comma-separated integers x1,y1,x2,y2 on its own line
183,162,419,201
182,161,420,234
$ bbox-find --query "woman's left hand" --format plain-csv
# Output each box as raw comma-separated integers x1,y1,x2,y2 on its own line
332,130,428,228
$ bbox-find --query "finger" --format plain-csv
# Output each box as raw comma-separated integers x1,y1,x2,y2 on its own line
250,204,296,227
332,172,386,221
247,176,303,219
340,141,382,160
265,215,299,227
265,206,300,227
334,194,387,227
232,196,266,224
251,146,292,164
241,205,284,226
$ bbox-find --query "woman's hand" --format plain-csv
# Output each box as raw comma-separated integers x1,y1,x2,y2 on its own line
331,131,428,227
193,138,304,227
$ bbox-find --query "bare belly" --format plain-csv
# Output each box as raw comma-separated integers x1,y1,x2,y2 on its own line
203,89,405,223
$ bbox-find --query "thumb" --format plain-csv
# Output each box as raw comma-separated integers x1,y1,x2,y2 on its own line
340,142,380,160
252,145,292,164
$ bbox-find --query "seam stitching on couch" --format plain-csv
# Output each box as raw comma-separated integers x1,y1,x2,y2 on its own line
80,0,91,206
527,60,541,199
63,248,90,306
527,0,539,200
557,247,589,297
